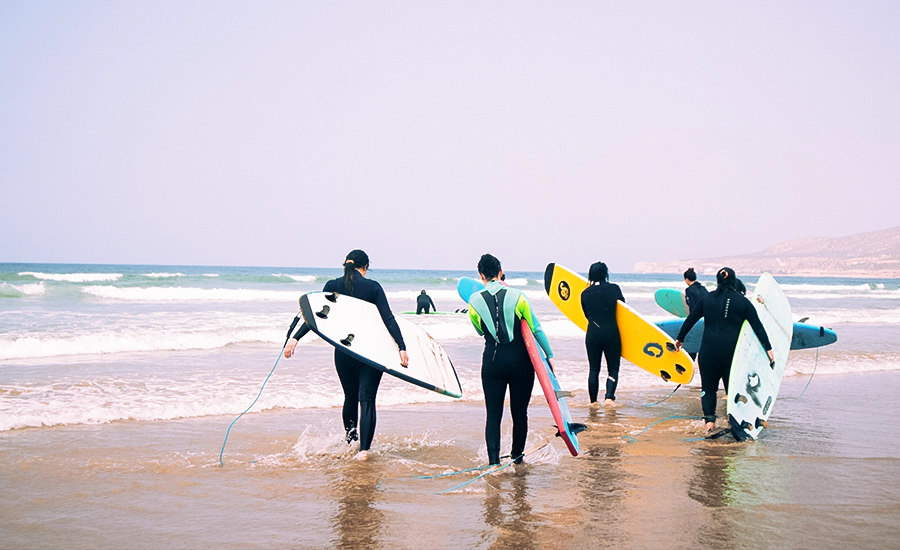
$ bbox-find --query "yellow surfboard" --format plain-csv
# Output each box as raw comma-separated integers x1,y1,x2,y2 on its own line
543,263,694,385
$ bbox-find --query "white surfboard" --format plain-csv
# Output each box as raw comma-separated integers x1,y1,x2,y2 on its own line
726,273,792,440
299,291,463,398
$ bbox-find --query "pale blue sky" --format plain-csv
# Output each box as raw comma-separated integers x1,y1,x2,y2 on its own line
2,1,899,271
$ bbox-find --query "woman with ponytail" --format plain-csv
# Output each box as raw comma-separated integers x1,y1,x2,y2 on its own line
675,267,774,432
283,249,408,461
580,261,625,407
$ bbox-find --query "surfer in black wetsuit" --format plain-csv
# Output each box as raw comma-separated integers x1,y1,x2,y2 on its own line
683,267,708,314
682,268,708,360
580,261,624,407
467,254,554,466
416,290,437,314
674,267,774,432
283,249,408,461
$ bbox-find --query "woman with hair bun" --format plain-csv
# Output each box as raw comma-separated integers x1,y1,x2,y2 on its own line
283,249,408,461
675,267,773,432
580,261,625,407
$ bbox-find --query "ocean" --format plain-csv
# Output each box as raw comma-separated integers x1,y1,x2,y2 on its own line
2,262,899,548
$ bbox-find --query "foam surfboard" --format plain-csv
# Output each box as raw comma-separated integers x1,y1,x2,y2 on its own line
655,288,689,317
726,273,793,441
458,277,583,456
543,263,694,385
655,318,837,353
299,291,463,398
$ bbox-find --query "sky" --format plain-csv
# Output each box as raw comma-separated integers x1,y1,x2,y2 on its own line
2,1,899,272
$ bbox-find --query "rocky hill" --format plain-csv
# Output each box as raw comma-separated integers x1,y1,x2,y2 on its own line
633,226,900,278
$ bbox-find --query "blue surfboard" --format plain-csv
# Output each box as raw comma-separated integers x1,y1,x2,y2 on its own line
656,319,838,353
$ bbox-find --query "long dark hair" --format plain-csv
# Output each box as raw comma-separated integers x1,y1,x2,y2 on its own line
714,267,736,295
342,249,369,294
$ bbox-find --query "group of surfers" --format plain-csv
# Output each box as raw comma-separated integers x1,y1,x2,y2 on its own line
282,249,774,464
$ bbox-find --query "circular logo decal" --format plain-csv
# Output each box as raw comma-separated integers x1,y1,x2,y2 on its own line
557,281,571,301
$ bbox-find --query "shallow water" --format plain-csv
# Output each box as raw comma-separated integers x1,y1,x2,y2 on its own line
2,372,898,549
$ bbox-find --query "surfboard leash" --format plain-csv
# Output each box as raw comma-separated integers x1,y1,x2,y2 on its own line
217,346,285,466
645,384,682,407
797,346,819,398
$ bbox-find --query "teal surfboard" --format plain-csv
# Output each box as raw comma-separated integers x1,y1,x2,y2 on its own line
655,288,689,317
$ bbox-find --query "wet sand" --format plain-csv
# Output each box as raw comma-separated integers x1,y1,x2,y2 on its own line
2,371,899,549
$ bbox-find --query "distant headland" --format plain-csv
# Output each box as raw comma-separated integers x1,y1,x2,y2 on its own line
633,226,900,278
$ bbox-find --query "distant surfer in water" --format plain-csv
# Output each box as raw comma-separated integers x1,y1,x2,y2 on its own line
283,249,408,461
674,267,773,432
415,290,437,314
580,261,624,408
467,254,554,466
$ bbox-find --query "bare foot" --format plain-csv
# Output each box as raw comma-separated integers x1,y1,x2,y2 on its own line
353,450,369,462
604,399,616,408
705,422,715,433
589,401,600,409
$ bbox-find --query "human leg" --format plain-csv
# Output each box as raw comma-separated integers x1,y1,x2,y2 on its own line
508,362,536,461
481,361,508,465
334,351,360,439
357,365,384,452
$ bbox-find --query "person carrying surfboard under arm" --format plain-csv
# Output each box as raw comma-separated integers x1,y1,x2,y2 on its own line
580,261,624,408
674,267,774,433
283,249,409,461
467,254,554,466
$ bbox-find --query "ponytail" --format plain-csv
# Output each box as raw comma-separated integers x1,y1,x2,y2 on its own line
342,249,369,295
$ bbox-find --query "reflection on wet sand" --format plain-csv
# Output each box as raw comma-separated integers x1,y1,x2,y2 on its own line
482,471,537,549
330,462,385,549
688,444,740,548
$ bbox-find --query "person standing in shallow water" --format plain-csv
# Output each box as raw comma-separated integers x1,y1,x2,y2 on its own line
416,290,437,314
580,261,624,407
283,249,408,461
674,267,773,432
467,254,554,466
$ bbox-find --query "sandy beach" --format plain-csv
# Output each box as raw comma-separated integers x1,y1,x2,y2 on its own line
3,370,898,549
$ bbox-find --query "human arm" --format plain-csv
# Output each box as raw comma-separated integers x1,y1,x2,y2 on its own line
675,297,704,350
429,296,436,311
744,299,774,363
283,321,311,358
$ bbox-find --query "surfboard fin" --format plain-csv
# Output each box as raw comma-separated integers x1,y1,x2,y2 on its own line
325,293,338,303
734,393,747,404
728,415,749,442
316,305,330,319
659,370,671,381
555,390,575,399
569,422,587,435
666,342,676,352
675,364,686,375
340,334,354,346
755,418,768,429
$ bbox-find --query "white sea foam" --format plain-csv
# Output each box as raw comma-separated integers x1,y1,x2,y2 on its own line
20,272,123,282
143,272,186,278
0,282,46,296
278,274,317,283
80,285,298,302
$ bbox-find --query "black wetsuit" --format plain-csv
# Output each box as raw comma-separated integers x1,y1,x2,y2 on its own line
416,293,436,314
684,281,708,314
676,288,771,423
581,282,624,402
290,271,405,451
478,313,535,465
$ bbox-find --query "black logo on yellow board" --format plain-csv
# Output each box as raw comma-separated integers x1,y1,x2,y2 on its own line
557,281,571,301
643,342,663,357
